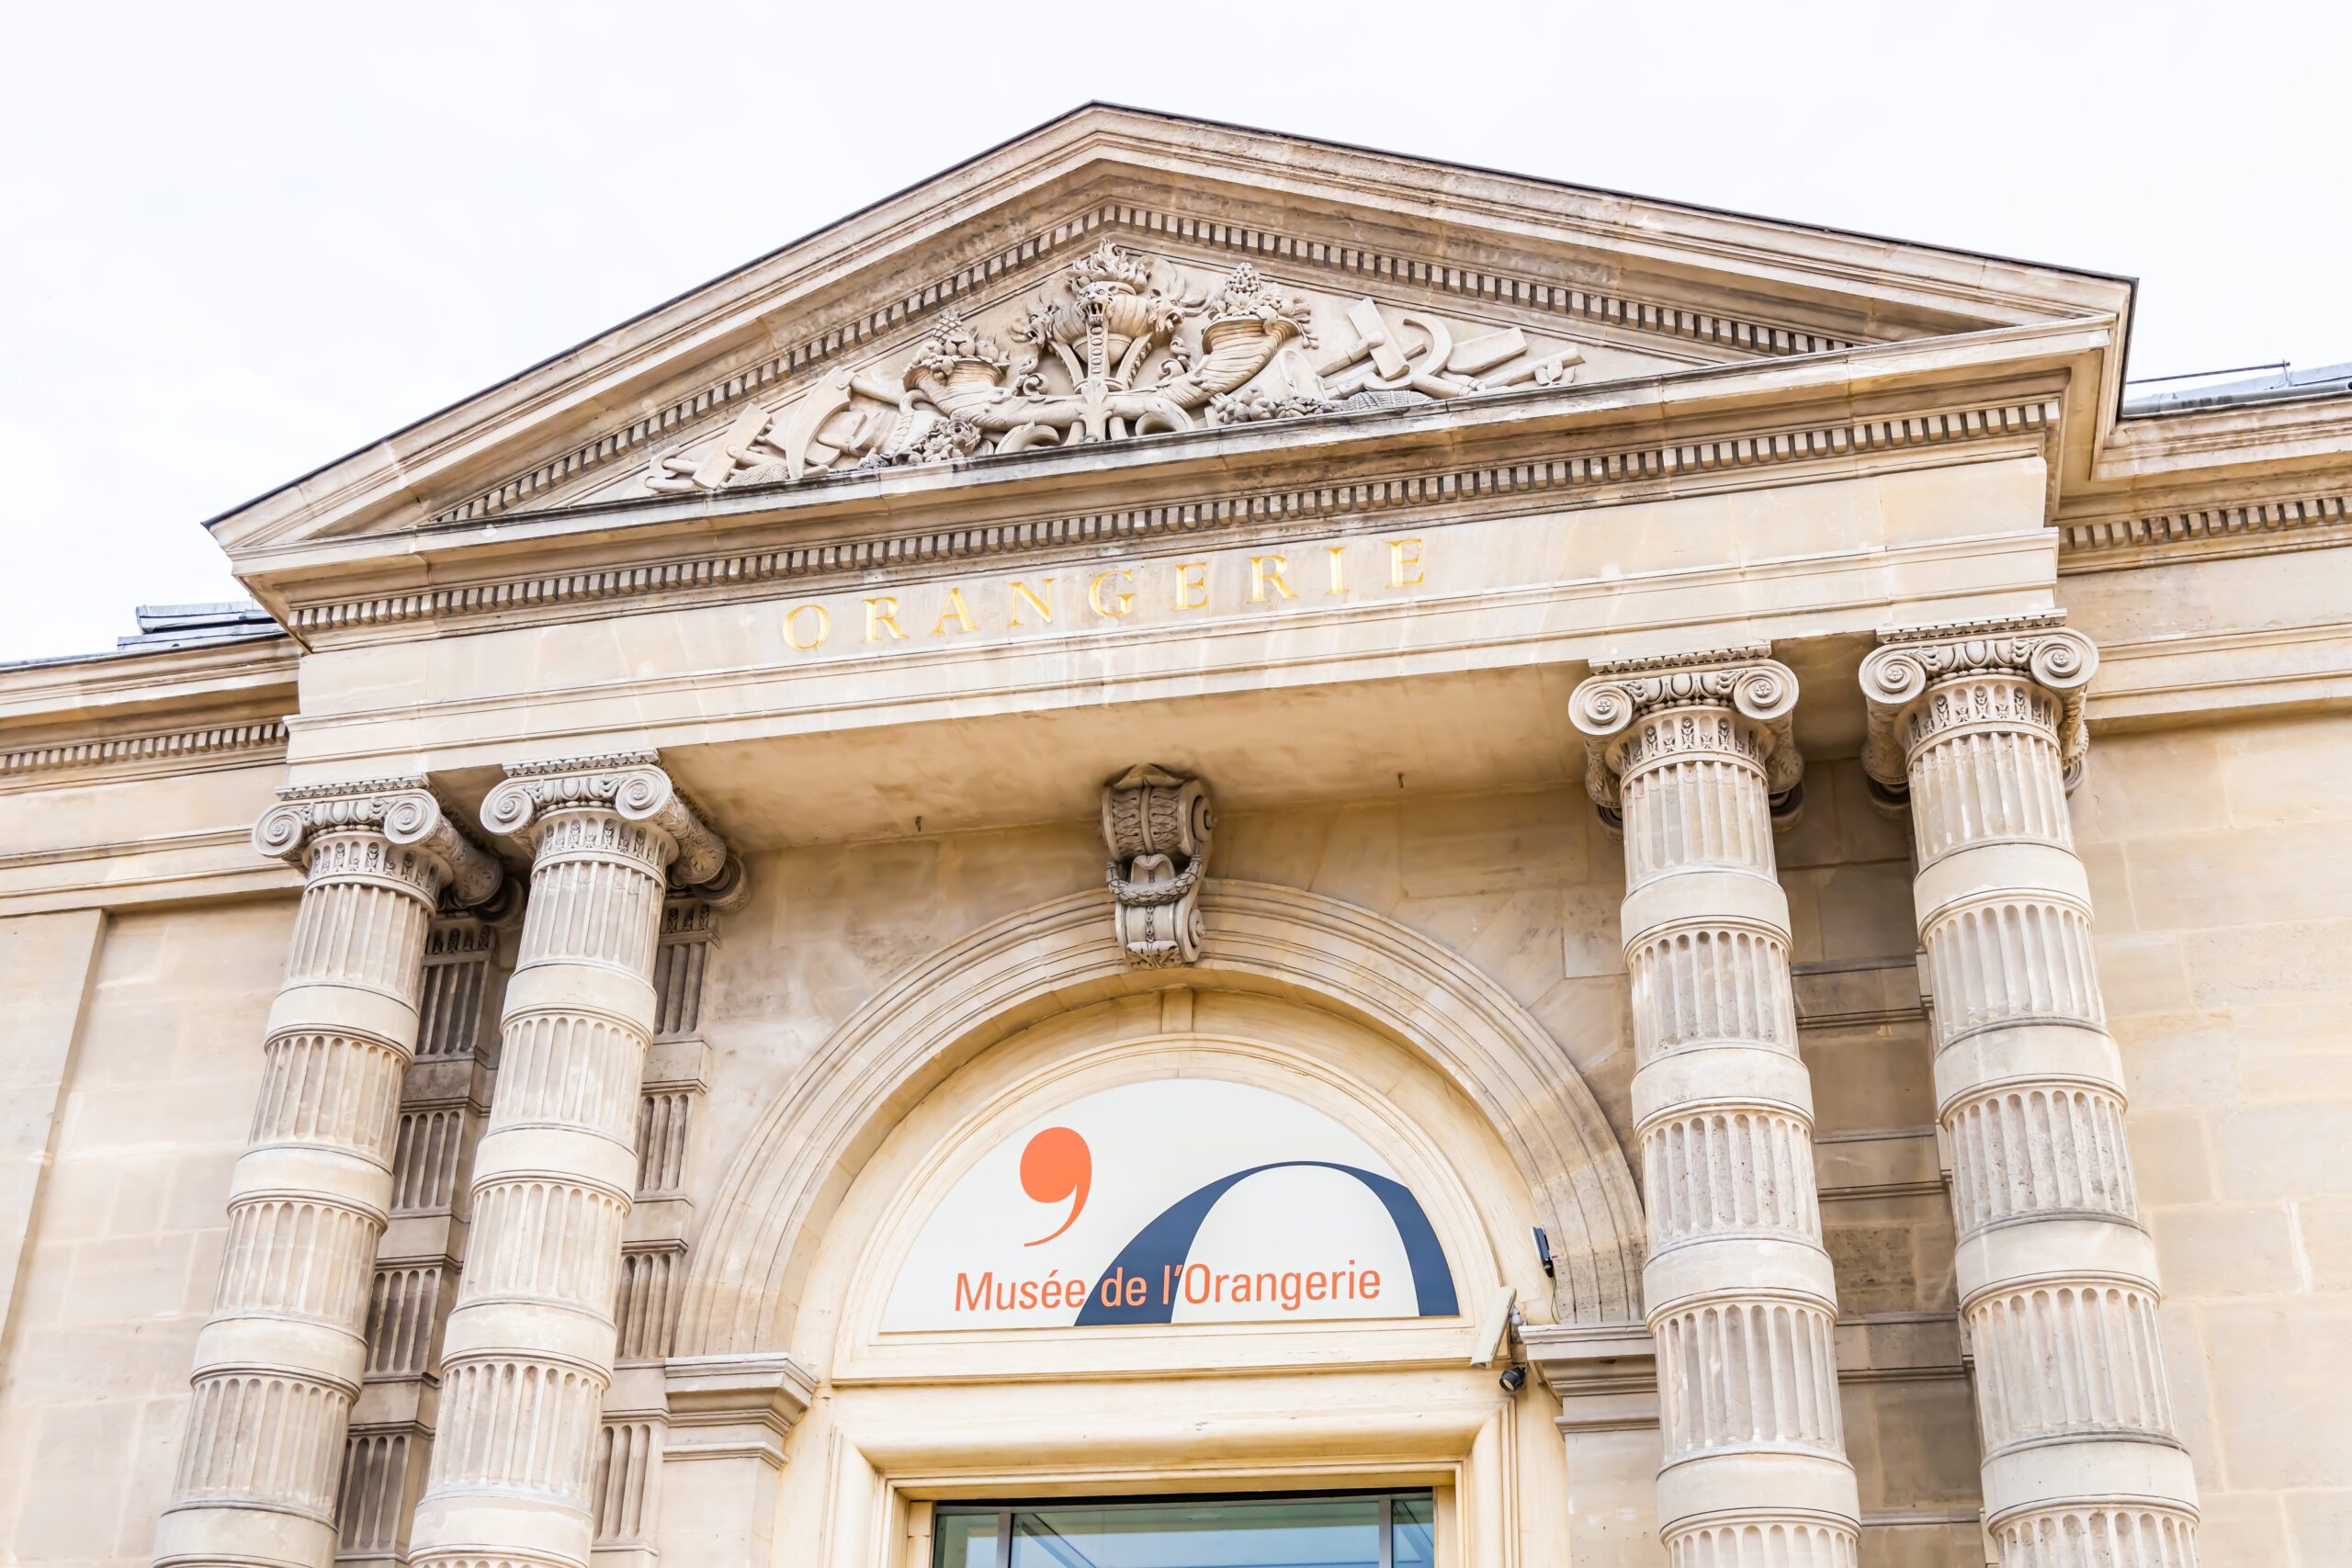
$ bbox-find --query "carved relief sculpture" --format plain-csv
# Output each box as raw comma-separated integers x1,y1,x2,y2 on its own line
1101,763,1215,967
646,243,1585,491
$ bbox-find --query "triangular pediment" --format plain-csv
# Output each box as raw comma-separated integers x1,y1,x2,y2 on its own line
209,105,2134,574
531,240,1718,517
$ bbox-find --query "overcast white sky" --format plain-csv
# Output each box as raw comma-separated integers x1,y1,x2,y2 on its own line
4,1,2345,663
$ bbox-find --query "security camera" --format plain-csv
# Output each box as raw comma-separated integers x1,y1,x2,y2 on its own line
1498,1365,1527,1395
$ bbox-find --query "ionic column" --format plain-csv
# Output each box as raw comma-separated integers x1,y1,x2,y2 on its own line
1862,615,2198,1567
157,782,503,1568
408,753,740,1568
1571,650,1860,1568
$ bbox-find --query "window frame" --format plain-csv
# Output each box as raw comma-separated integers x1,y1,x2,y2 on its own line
931,1487,1435,1568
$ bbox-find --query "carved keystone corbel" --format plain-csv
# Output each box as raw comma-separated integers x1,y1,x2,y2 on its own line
1859,610,2098,810
1567,646,1804,831
254,775,506,908
481,750,749,908
1101,764,1215,967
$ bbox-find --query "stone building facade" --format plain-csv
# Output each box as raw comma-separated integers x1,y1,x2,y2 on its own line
2,107,2348,1567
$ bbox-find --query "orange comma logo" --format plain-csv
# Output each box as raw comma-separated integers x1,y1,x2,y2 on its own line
1020,1126,1091,1246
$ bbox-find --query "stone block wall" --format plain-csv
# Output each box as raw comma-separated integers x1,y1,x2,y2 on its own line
2077,714,2352,1562
0,900,290,1565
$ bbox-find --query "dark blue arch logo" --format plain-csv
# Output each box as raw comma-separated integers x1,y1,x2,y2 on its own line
1074,1160,1458,1325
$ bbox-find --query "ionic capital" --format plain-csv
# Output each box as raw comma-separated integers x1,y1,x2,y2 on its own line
1860,611,2098,800
254,776,504,907
1568,647,1804,820
1101,763,1215,967
480,750,741,900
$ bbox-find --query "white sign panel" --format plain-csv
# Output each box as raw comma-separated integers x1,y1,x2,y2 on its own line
884,1077,1458,1330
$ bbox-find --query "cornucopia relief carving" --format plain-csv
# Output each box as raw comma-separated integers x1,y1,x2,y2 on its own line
645,243,1586,493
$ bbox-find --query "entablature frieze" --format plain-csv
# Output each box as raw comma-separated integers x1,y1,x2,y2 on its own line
271,383,2067,648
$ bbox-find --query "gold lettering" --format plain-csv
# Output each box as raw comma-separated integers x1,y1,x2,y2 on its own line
864,596,907,642
1008,579,1055,627
1173,561,1209,611
1249,555,1295,603
1388,536,1426,588
931,586,978,636
1089,570,1136,618
1326,545,1349,595
784,604,831,650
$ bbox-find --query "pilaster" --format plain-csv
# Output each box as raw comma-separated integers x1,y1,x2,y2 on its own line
1861,614,2199,1567
156,781,502,1568
1571,649,1860,1567
407,753,739,1568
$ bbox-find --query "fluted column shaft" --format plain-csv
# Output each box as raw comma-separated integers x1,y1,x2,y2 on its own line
409,754,735,1568
158,783,500,1568
1863,615,2198,1567
1573,652,1860,1568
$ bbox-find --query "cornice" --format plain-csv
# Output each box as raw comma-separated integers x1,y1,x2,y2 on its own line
209,107,2128,563
2095,395,2352,481
0,634,296,723
0,636,299,791
0,718,288,789
281,388,2063,643
424,200,1870,532
2056,489,2352,570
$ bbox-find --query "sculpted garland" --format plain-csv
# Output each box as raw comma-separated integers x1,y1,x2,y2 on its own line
646,243,1586,492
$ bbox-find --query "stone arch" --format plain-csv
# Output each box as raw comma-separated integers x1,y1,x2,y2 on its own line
675,880,1645,1355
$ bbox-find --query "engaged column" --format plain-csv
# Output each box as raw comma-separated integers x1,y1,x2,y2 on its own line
1572,649,1862,1567
408,753,739,1568
1863,615,2199,1564
156,782,501,1568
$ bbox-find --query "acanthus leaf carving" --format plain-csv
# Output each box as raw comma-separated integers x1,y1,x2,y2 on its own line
640,243,1586,493
1100,763,1214,968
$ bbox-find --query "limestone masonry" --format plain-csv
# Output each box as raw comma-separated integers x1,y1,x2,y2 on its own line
3,107,2348,1568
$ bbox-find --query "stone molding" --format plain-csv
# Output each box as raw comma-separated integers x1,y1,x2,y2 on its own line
661,1353,819,1468
1568,645,1804,822
429,203,1863,530
1100,764,1215,967
285,392,2061,640
254,776,503,908
2058,487,2350,567
677,880,1646,1356
0,717,286,784
480,750,741,899
1860,611,2098,801
1520,1324,1660,1436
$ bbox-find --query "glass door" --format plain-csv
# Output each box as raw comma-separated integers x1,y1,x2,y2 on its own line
934,1492,1435,1568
